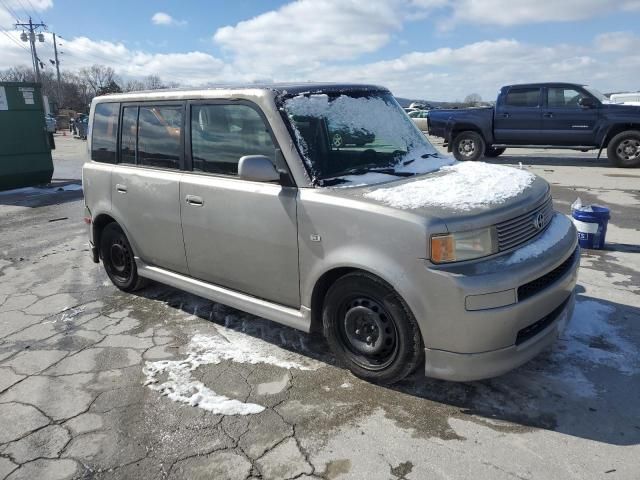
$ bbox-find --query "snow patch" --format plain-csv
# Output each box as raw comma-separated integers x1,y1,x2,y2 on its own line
559,299,637,374
535,297,639,399
143,328,319,415
364,162,535,210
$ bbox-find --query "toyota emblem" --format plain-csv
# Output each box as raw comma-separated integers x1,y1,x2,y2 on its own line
533,212,545,230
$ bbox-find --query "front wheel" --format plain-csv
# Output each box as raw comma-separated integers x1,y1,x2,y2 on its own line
331,133,345,148
452,131,485,161
322,272,423,385
484,146,506,158
607,130,640,168
100,223,147,292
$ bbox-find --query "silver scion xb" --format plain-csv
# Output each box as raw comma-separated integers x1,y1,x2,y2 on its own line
83,84,579,385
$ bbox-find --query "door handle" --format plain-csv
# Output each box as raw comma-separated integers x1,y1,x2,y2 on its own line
501,113,510,118
185,195,204,206
116,184,127,193
543,112,553,118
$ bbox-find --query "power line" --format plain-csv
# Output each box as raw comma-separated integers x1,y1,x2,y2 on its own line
62,47,120,68
14,0,36,21
0,0,21,20
24,0,40,20
0,28,30,52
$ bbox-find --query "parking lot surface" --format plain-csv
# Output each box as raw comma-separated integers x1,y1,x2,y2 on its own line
0,134,638,479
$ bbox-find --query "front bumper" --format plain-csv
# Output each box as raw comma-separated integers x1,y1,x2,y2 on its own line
424,290,575,381
415,213,579,381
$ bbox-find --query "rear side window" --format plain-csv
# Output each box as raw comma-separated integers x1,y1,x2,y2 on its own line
91,103,119,163
138,106,183,169
505,88,540,108
191,104,276,176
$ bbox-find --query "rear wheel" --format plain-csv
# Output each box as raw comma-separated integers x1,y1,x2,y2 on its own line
322,272,423,385
607,130,640,167
100,223,147,292
452,131,485,161
484,146,506,158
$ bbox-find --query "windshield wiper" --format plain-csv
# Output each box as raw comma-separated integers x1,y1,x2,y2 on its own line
334,166,414,177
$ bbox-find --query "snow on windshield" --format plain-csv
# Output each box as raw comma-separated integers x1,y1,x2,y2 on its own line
285,93,426,149
284,93,452,186
364,162,535,210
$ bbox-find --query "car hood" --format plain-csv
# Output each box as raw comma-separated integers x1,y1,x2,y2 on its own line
322,163,550,233
602,103,640,114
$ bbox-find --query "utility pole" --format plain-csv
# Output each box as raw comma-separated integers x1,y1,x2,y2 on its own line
52,32,62,104
16,17,47,84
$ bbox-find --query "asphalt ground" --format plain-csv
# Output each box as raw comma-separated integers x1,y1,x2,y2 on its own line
0,133,638,480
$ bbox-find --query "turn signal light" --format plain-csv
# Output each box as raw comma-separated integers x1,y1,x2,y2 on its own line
431,234,455,263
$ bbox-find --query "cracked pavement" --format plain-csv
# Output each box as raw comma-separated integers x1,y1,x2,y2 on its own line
0,135,639,479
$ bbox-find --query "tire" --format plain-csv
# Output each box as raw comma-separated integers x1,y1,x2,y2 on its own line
484,146,506,158
322,272,423,385
607,130,640,168
100,223,147,292
452,131,485,161
331,133,345,148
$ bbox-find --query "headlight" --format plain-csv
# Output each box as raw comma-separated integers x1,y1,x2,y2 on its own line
431,227,497,263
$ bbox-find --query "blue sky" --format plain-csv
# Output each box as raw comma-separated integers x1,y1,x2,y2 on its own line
1,0,640,100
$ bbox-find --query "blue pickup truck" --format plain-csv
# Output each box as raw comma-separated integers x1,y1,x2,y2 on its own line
427,82,640,167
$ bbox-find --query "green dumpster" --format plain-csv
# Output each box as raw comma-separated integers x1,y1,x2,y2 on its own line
0,82,54,191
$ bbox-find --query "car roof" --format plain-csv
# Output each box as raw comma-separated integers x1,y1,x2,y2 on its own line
94,82,389,103
502,82,587,90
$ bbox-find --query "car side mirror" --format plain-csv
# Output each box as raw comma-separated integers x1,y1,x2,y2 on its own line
578,97,595,108
238,155,280,183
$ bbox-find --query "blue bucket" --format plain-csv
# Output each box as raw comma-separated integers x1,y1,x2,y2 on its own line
571,205,610,249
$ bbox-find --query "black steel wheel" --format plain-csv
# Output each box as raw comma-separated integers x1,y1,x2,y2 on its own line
322,272,423,385
607,130,640,168
100,223,147,292
452,131,486,161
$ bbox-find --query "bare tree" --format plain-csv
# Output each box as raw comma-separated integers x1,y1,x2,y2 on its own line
0,65,35,82
123,79,146,92
144,75,165,90
464,93,482,105
1,63,179,112
79,64,118,96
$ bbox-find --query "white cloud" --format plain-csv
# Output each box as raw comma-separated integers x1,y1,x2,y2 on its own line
436,0,640,27
312,37,640,99
0,0,53,28
2,30,639,100
0,33,235,85
151,12,186,27
213,0,410,75
594,31,640,52
1,0,639,102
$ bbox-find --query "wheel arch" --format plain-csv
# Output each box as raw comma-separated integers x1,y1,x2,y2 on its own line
308,265,421,337
92,213,137,260
601,123,640,147
449,125,487,150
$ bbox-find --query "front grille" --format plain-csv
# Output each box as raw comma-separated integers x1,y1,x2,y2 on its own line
517,248,578,302
516,296,570,345
496,196,554,252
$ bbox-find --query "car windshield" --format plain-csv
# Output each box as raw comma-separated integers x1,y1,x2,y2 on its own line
282,91,452,187
584,86,610,104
